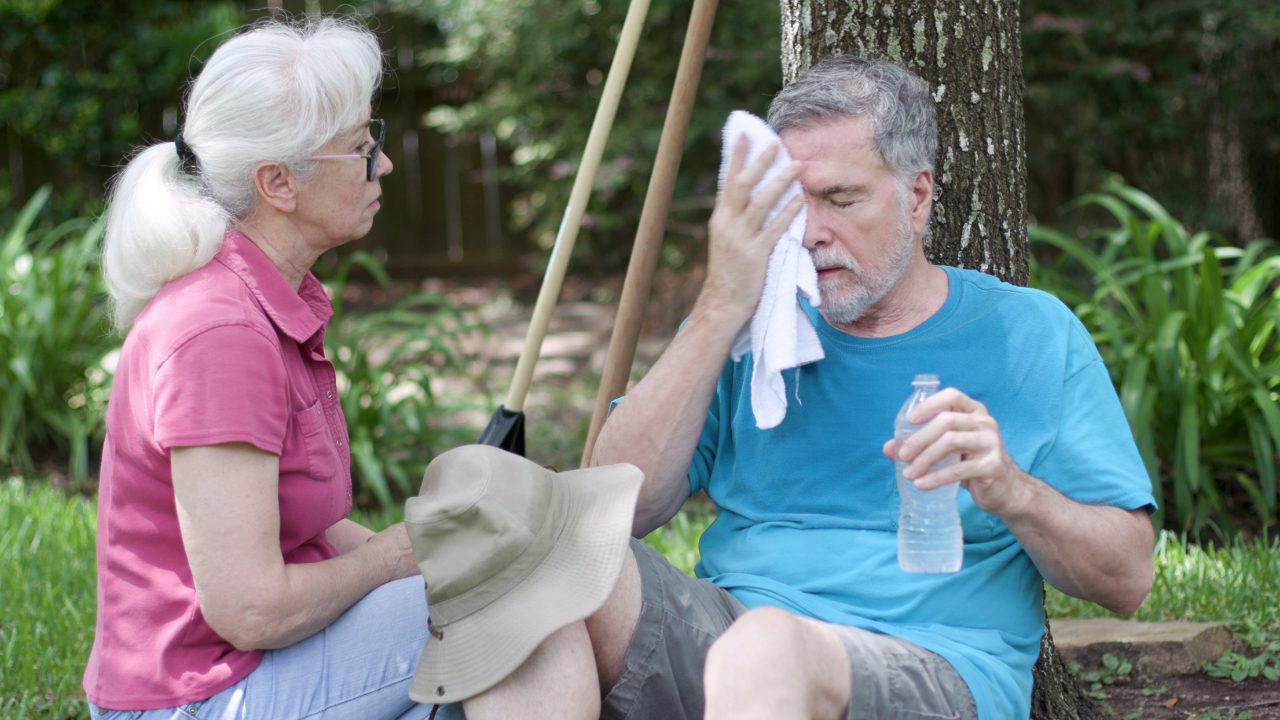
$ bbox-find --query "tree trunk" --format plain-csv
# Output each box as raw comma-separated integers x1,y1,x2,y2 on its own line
779,0,1027,285
778,2,1101,717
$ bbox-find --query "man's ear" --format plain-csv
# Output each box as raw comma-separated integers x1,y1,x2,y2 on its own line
252,161,298,213
908,169,934,236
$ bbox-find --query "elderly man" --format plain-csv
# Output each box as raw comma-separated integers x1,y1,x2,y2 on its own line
459,55,1155,720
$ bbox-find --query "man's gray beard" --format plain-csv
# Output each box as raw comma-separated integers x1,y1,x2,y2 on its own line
815,210,916,326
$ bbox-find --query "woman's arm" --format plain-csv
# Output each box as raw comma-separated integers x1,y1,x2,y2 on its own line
172,443,419,651
326,518,376,554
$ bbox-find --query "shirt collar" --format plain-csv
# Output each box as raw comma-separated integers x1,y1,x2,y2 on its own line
215,229,333,343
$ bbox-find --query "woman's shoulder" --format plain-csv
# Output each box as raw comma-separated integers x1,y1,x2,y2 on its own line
131,258,278,356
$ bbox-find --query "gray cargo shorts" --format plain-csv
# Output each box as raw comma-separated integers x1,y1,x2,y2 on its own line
601,539,977,720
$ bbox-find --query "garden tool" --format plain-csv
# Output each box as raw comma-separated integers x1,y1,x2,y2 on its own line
580,0,720,464
477,0,653,455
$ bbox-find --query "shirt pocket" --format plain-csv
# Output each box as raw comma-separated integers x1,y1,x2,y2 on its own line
293,399,340,482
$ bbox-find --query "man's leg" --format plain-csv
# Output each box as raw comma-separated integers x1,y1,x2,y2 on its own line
703,607,851,720
460,620,600,720
600,539,747,720
704,608,976,720
460,548,643,720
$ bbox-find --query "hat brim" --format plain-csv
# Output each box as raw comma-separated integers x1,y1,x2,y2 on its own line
409,461,642,704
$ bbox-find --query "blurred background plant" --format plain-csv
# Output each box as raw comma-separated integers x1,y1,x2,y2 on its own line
0,1,243,223
5,0,1276,274
384,0,783,275
1031,178,1280,542
318,250,481,507
0,186,114,489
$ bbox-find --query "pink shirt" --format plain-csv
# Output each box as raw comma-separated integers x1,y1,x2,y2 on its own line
84,230,353,709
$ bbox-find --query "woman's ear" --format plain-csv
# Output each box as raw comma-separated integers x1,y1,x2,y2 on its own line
252,161,298,213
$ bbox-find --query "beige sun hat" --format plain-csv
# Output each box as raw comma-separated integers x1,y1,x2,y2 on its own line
404,444,643,704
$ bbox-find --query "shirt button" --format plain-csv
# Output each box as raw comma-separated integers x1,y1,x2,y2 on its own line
336,439,343,447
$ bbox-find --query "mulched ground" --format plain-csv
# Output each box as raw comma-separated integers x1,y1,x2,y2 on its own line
1097,673,1280,719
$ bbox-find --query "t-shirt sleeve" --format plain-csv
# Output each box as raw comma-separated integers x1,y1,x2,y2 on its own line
152,323,289,454
688,361,736,496
1031,321,1157,512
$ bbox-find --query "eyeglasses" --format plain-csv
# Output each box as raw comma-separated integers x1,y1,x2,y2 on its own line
306,118,386,181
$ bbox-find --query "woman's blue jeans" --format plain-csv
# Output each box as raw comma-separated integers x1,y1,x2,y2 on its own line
89,576,443,720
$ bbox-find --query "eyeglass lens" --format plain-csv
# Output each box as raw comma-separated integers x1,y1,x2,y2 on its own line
367,119,385,181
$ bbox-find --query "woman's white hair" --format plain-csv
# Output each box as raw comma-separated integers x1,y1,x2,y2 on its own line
102,16,384,331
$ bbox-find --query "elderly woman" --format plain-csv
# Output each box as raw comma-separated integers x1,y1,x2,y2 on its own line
84,17,436,720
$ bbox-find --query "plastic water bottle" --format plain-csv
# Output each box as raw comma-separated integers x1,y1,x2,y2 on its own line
895,374,962,573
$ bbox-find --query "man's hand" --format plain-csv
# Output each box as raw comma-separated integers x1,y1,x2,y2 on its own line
880,387,1155,613
880,387,1030,518
591,134,802,535
700,134,803,329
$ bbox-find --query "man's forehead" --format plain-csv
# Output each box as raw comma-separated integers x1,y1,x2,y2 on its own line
779,115,876,147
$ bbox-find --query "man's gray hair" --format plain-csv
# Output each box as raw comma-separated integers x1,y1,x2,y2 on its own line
767,56,938,185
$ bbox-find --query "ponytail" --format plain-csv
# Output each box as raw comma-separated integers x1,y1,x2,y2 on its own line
101,143,228,331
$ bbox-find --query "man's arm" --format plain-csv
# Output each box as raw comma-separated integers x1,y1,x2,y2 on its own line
885,389,1154,614
591,138,802,537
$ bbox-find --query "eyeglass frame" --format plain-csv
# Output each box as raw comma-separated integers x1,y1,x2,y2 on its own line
305,118,386,181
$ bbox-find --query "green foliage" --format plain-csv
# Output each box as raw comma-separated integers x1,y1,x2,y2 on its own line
1022,0,1280,239
1030,178,1280,540
319,250,481,508
642,501,713,577
1069,652,1134,700
0,1,243,222
386,0,782,273
1196,710,1254,720
0,186,114,486
1204,624,1280,682
0,479,96,720
1046,531,1280,625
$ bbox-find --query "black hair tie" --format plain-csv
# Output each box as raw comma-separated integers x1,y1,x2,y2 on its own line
174,133,198,171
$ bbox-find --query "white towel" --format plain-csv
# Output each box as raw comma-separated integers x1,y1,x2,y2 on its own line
718,111,824,429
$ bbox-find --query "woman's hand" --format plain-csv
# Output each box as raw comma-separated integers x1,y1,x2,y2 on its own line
361,522,421,582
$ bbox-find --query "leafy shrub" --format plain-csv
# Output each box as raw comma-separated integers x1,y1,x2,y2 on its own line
0,186,114,486
320,251,482,508
394,0,784,273
1030,178,1280,540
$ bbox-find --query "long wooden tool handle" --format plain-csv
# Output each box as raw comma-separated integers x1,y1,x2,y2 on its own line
504,0,652,412
580,0,720,464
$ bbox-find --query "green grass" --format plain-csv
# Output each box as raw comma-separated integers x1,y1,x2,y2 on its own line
8,482,1277,717
1046,531,1280,626
1,479,97,720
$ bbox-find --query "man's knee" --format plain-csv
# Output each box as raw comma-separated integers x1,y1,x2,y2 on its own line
705,608,850,718
709,606,802,667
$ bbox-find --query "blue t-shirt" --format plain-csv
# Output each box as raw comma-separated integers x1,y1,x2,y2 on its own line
687,266,1155,719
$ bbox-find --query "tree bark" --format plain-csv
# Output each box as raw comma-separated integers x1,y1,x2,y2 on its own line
778,1,1101,717
779,0,1027,285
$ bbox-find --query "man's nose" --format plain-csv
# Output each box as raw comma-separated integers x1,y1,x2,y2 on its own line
801,201,827,250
